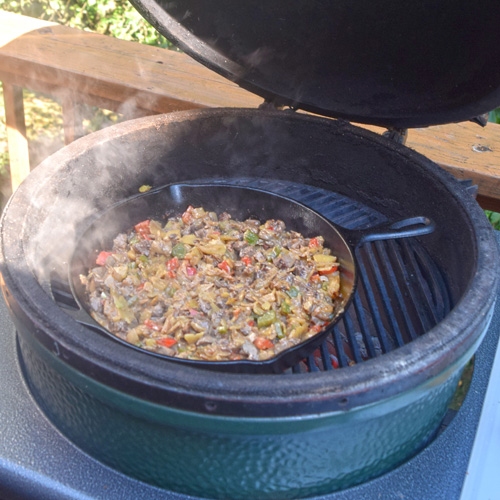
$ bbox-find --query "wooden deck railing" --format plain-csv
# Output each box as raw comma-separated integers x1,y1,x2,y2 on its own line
2,10,500,210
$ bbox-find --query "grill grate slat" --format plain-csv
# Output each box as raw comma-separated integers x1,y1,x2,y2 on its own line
374,241,419,341
352,294,380,359
320,342,335,370
342,312,364,364
364,243,406,348
355,248,394,354
400,240,442,327
332,325,350,367
49,178,453,374
409,241,450,321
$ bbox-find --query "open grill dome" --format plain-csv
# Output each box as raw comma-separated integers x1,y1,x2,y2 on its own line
130,0,500,128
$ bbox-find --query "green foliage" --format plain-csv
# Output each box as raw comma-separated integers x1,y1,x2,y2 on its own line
485,210,500,230
0,0,173,47
489,108,500,124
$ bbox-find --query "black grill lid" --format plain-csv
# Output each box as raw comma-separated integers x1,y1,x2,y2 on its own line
130,0,500,128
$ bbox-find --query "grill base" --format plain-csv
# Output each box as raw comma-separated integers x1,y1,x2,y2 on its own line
0,265,498,499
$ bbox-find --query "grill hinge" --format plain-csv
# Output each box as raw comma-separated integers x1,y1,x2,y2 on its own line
383,127,408,145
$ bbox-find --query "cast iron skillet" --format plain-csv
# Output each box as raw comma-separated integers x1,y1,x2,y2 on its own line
69,183,434,373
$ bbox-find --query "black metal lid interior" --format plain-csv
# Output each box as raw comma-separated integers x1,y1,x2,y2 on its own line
131,0,500,128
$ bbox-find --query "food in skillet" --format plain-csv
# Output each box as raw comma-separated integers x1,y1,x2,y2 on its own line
81,206,341,361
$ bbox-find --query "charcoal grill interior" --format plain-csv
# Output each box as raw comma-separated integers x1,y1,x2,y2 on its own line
49,177,451,374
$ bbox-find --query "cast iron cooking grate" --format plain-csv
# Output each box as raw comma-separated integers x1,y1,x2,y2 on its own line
49,178,452,374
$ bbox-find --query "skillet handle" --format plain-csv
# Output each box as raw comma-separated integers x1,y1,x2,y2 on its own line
345,216,435,248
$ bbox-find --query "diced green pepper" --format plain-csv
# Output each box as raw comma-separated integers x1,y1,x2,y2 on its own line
286,286,299,298
274,322,285,339
172,242,187,259
267,246,282,262
280,300,291,314
138,255,148,264
257,310,276,328
111,292,135,324
244,230,259,245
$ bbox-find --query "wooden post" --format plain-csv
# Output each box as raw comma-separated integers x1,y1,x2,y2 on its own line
62,93,84,145
2,82,30,191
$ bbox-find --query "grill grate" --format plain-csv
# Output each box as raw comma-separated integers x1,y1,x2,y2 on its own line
50,178,452,373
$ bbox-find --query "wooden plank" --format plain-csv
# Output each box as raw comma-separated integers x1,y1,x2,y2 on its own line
406,122,500,203
476,195,500,213
362,121,500,205
0,11,261,113
61,93,84,144
2,82,30,190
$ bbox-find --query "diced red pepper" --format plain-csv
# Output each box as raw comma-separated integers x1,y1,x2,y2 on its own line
310,324,323,333
309,237,319,248
254,337,274,350
144,319,161,331
157,337,177,348
248,320,255,327
318,265,339,275
137,283,145,291
218,260,231,273
186,266,197,276
167,257,179,272
182,206,194,224
135,220,151,239
241,256,252,266
96,251,112,266
310,273,321,282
